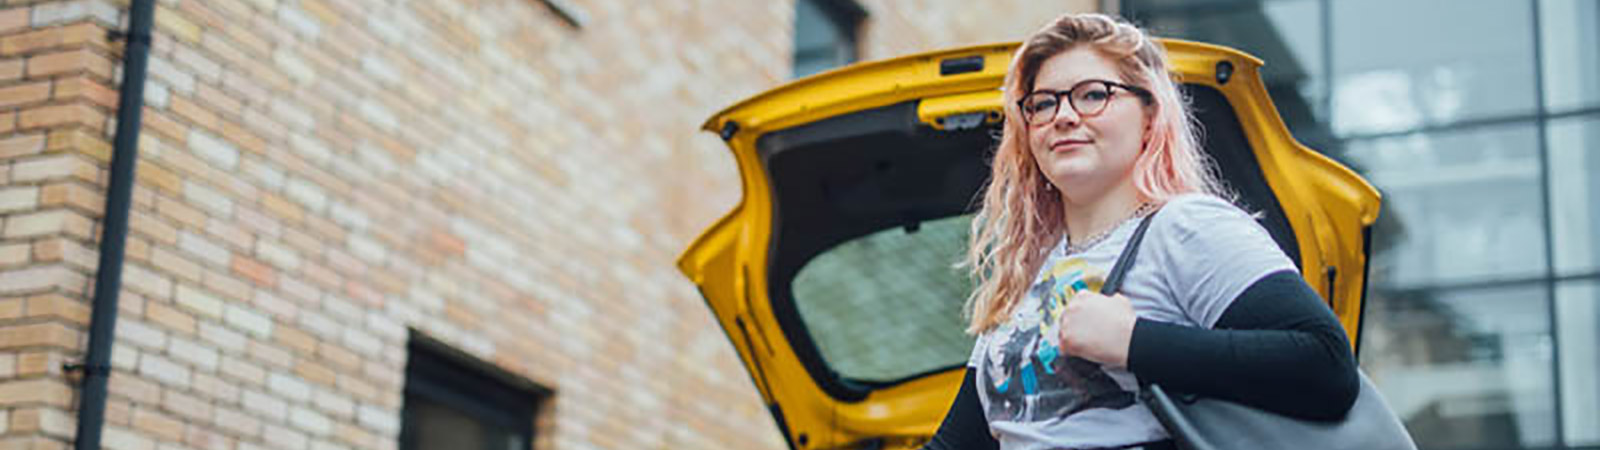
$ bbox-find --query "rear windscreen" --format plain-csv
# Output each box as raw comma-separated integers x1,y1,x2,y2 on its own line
791,214,976,383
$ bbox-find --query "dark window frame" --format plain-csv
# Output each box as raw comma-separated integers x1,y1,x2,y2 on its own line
793,0,868,78
401,332,552,450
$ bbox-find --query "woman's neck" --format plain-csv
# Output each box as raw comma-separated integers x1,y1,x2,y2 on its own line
1060,183,1143,246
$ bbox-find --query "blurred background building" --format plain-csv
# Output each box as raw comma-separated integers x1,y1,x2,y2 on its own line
0,0,1089,449
1117,1,1600,449
1,0,1594,449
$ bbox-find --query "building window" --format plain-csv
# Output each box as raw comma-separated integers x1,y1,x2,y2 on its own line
1122,0,1600,448
793,0,866,78
401,334,550,450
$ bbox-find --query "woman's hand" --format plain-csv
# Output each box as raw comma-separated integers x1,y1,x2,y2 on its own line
1057,291,1138,368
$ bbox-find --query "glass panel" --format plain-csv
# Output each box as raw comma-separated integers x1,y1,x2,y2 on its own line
794,0,856,78
1359,284,1557,449
404,396,524,450
792,214,976,382
1138,0,1332,151
1556,280,1600,446
1540,0,1600,113
1347,124,1546,289
1547,115,1600,275
1331,0,1536,136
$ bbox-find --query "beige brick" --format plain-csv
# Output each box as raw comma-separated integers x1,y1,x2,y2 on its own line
162,389,211,422
231,255,274,287
150,247,201,282
18,103,105,130
131,408,183,442
191,372,238,402
141,107,188,144
135,160,182,194
44,128,105,158
12,153,99,184
0,185,37,212
0,8,28,34
25,47,115,79
144,301,196,334
14,350,61,377
294,360,337,387
0,133,43,160
0,378,73,407
219,355,265,386
38,182,103,215
155,5,202,44
168,335,221,372
248,341,291,368
0,297,20,319
3,209,94,240
155,194,206,229
0,264,82,296
201,270,251,302
259,192,304,223
169,95,220,133
205,219,252,251
274,324,316,355
0,60,19,82
173,283,223,319
51,76,118,110
109,371,163,404
0,80,48,107
130,210,178,245
24,294,89,325
138,354,190,387
32,236,98,271
102,426,155,450
211,405,260,437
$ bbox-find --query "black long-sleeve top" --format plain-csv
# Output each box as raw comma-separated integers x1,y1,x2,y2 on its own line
921,270,1359,449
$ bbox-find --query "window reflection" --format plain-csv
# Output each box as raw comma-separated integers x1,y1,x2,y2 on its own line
1360,285,1557,449
1547,116,1600,275
1331,0,1535,136
1556,281,1600,446
1540,0,1600,113
1347,125,1546,289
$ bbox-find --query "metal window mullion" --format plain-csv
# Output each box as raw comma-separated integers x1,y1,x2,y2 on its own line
1531,0,1568,446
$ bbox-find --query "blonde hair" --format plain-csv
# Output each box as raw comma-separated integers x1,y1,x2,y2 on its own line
963,13,1225,334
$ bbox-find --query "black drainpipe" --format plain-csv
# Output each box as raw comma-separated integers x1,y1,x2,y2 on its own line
71,0,154,447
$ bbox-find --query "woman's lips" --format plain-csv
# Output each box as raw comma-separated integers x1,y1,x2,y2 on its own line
1051,139,1092,152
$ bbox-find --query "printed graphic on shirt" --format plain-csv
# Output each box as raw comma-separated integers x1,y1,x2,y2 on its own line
977,258,1138,423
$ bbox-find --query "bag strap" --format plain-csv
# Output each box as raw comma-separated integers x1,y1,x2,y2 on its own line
1099,211,1160,296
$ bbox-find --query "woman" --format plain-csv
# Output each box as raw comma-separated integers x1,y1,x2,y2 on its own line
923,13,1360,450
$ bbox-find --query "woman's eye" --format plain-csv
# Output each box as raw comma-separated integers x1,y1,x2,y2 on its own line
1080,90,1110,101
1028,98,1057,113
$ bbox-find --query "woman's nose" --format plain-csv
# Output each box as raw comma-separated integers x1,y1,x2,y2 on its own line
1052,105,1082,128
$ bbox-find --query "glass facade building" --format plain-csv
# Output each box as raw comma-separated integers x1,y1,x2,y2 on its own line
1120,1,1600,448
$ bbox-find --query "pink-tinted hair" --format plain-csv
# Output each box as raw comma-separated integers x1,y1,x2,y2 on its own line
963,13,1226,334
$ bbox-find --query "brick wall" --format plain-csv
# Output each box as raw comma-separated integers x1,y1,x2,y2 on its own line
0,1,1094,449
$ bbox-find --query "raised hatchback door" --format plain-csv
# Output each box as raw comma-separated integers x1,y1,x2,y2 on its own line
679,40,1380,450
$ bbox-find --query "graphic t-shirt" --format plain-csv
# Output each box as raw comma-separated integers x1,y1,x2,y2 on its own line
967,194,1298,449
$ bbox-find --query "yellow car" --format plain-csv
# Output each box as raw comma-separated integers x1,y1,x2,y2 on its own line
678,40,1380,450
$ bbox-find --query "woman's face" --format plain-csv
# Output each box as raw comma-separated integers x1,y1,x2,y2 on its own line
1025,47,1150,199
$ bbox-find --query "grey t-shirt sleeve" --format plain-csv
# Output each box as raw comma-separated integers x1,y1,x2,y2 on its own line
1151,194,1298,328
967,330,987,368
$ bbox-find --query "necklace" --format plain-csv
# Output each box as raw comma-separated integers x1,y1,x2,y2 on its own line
1063,202,1156,255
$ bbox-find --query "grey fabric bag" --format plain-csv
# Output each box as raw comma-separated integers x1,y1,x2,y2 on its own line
1103,212,1418,450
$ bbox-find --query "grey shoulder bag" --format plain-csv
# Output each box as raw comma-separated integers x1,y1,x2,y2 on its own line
1102,211,1418,450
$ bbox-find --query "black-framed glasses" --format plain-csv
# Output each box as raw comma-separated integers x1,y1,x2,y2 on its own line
1017,79,1153,126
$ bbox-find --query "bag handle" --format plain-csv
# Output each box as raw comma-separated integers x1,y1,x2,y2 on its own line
1100,211,1159,296
1099,208,1216,450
